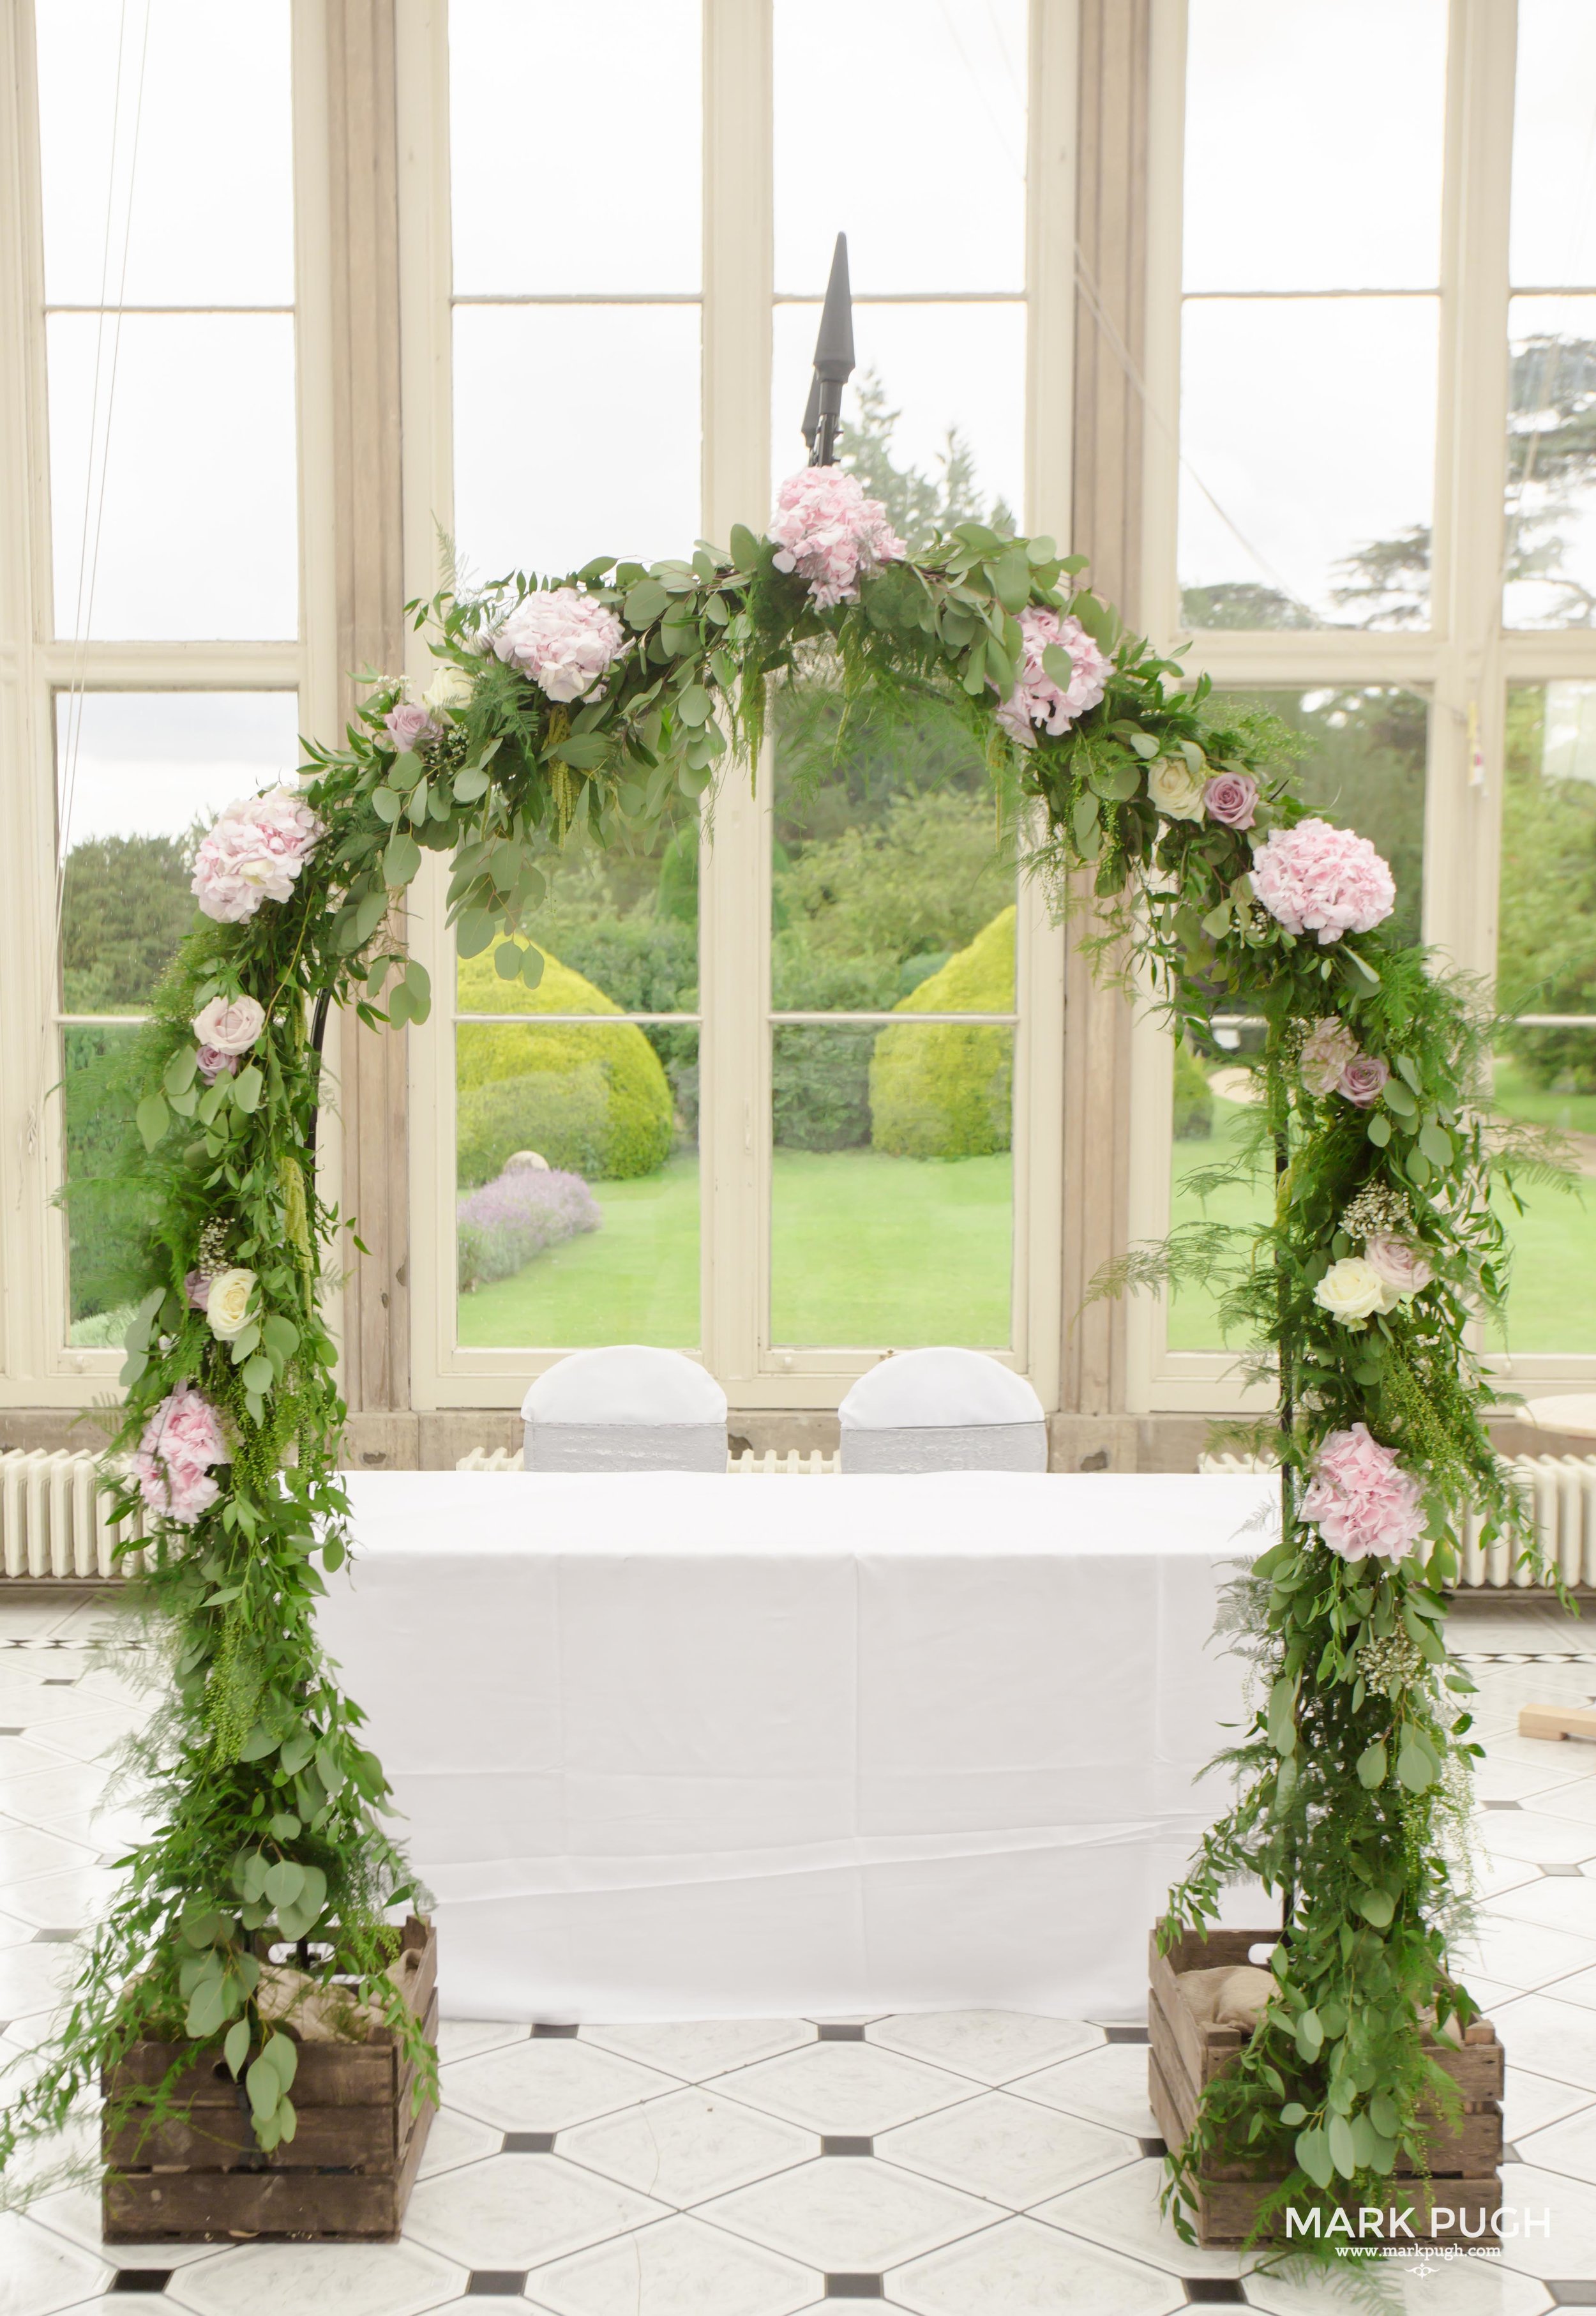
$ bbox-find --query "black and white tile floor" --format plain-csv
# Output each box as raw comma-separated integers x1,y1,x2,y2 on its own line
1,1596,1595,2313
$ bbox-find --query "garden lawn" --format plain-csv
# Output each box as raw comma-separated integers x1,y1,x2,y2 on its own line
455,1147,1013,1349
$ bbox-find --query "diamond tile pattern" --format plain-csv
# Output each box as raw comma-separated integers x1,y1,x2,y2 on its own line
0,1600,1592,2312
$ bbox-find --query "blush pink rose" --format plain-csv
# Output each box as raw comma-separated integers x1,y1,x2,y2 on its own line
383,702,438,753
769,467,905,609
1250,817,1396,946
191,995,264,1056
489,588,626,703
1203,770,1258,829
1300,1422,1426,1563
994,609,1111,749
1300,1017,1359,1097
1364,1233,1433,1299
195,1045,237,1084
1337,1054,1390,1109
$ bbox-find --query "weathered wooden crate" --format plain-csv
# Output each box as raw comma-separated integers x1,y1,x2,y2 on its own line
1149,1926,1502,2250
102,1916,437,2243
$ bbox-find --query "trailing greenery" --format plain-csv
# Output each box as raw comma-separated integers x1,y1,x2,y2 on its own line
6,501,1535,2264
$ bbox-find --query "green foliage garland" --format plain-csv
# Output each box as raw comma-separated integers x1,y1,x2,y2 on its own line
4,506,1532,2254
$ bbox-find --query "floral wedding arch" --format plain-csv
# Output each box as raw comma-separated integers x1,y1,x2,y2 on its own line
4,464,1534,2242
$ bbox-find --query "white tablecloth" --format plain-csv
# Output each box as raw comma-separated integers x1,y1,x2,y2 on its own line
319,1471,1274,2023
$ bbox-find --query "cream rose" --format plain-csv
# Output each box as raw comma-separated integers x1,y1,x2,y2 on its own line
191,995,266,1056
1313,1255,1395,1328
1148,755,1207,821
423,663,475,715
206,1267,257,1341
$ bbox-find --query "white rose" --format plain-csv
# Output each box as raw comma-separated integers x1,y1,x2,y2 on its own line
206,1267,257,1341
190,995,266,1055
423,663,474,715
1147,755,1207,821
1313,1255,1397,1328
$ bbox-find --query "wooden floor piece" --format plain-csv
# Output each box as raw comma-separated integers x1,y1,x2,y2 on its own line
1519,1702,1596,1741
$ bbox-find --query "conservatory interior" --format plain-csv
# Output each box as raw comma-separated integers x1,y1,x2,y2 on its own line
3,1,1596,2312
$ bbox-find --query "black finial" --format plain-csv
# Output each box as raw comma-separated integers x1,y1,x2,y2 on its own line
804,233,854,467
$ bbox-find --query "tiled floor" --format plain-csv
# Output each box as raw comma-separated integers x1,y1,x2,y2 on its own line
1,1593,1594,2312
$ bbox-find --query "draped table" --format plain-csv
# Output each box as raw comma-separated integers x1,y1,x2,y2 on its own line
319,1469,1274,2023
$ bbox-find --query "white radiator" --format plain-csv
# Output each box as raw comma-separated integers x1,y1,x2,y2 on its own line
1200,1451,1596,1589
456,1446,841,1476
0,1449,147,1579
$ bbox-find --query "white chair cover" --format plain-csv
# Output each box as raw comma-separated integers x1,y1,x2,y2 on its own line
838,1347,1048,1474
522,1347,728,1473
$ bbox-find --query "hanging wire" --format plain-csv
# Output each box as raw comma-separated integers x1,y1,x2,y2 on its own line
54,0,153,953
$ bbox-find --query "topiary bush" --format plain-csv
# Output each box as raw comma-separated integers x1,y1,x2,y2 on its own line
869,905,1014,1159
456,945,674,1184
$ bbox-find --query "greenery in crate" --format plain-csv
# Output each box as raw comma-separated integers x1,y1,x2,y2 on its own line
0,465,1546,2259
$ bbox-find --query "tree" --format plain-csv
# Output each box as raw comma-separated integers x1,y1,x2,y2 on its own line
1179,582,1315,632
839,368,1016,557
61,830,199,1012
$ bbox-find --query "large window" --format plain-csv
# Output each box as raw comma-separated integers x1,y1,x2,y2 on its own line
1134,0,1596,1409
0,1,310,1402
407,0,1065,1409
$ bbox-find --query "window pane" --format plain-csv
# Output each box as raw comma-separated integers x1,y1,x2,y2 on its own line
456,1022,698,1348
63,1022,145,1344
770,1024,1013,1347
1167,1040,1271,1351
772,685,1016,1008
773,0,1027,294
772,303,1024,548
449,1,701,296
456,811,698,1015
1503,298,1596,630
1493,684,1596,1349
36,0,294,306
57,692,302,1013
1179,298,1438,629
453,307,700,581
48,314,297,639
1183,1,1446,293
1510,0,1596,291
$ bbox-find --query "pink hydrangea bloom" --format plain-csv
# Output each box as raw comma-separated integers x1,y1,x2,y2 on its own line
1300,1017,1359,1096
994,609,1111,750
1203,770,1258,829
1337,1053,1390,1109
383,702,439,753
132,1381,228,1529
192,789,325,925
490,589,625,703
1364,1233,1433,1299
1250,817,1396,946
769,467,905,609
1300,1423,1426,1563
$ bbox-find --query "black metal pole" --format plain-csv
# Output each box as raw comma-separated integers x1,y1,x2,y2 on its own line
804,233,854,469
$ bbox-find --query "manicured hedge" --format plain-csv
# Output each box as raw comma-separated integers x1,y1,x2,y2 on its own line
869,906,1014,1160
456,947,674,1185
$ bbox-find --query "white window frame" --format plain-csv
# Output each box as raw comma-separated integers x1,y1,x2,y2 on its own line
399,0,1074,1414
1127,0,1596,1414
0,0,341,1409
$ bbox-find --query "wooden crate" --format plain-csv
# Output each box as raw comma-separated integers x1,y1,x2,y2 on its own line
1149,1926,1502,2250
102,1916,437,2243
